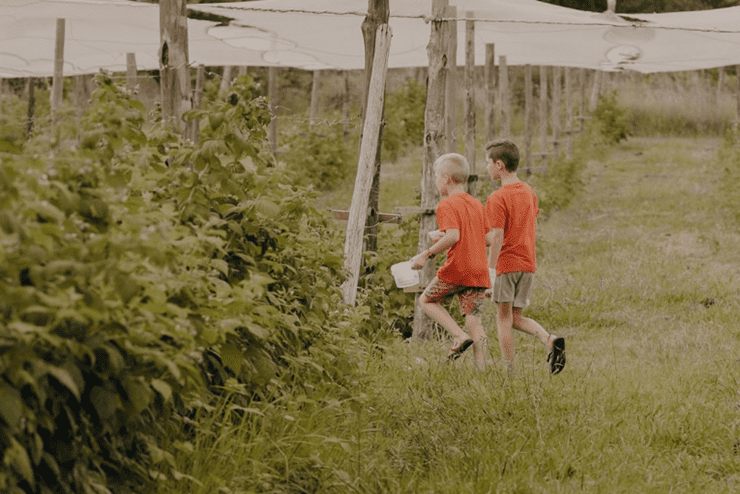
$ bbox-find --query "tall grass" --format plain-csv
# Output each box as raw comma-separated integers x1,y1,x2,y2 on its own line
157,134,740,493
616,71,738,136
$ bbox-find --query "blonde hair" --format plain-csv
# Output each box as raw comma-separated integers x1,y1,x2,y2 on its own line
434,153,469,184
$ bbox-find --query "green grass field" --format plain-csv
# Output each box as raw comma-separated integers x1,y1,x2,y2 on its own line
164,136,740,494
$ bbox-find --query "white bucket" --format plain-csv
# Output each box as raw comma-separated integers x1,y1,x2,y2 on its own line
390,260,420,289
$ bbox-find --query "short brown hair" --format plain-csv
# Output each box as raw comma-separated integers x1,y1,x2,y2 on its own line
485,138,520,172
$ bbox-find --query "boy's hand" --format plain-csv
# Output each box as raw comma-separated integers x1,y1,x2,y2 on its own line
411,251,431,270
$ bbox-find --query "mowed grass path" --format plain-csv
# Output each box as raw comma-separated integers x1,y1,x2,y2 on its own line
363,137,740,493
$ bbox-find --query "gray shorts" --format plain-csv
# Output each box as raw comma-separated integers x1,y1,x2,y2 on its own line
492,271,535,308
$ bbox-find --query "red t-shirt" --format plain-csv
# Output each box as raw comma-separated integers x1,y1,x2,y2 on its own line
436,193,491,288
486,182,538,274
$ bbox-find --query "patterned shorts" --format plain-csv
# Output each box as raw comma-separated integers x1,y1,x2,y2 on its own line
421,277,488,317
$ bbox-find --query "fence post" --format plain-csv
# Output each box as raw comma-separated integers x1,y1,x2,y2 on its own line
51,18,65,122
464,11,476,195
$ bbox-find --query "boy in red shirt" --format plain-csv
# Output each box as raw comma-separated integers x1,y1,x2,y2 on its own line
485,138,566,375
412,153,494,368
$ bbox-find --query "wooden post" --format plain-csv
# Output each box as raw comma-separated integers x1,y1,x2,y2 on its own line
552,65,561,159
464,12,476,195
413,0,449,340
73,75,89,119
735,65,740,142
26,78,35,138
589,69,602,112
484,44,496,142
565,67,573,159
539,65,548,170
445,5,457,154
309,69,321,126
341,24,392,306
51,18,65,120
579,68,586,132
717,66,725,105
190,64,205,144
342,71,351,139
499,55,509,138
159,0,190,130
524,64,533,171
361,0,390,254
238,66,248,77
220,66,233,93
126,53,138,90
268,66,278,155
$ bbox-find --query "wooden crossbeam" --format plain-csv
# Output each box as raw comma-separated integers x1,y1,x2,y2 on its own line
330,209,402,224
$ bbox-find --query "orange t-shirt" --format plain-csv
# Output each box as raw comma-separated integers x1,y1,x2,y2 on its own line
436,193,491,288
486,182,538,274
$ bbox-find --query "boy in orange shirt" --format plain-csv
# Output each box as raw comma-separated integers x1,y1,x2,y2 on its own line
412,153,494,368
485,138,566,375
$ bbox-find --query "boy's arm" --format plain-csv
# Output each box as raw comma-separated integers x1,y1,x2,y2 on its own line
488,228,504,269
411,229,459,269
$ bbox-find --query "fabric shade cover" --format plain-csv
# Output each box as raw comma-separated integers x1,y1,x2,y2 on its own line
1,0,740,78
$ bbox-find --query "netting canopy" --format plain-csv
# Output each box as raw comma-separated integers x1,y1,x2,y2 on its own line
2,0,740,78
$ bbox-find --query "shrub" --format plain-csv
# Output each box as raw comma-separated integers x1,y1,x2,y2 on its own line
382,77,426,162
592,89,631,144
280,120,352,190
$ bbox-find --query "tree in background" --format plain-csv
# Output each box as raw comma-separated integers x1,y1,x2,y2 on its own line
540,0,739,12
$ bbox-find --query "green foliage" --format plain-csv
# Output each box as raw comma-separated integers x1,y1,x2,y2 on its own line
0,72,362,494
592,89,631,144
382,77,426,162
280,120,352,190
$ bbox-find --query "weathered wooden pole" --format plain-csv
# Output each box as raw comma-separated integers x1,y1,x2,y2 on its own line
413,0,449,340
362,0,390,254
445,5,458,154
159,0,190,131
539,65,548,170
341,24,392,306
717,66,725,105
464,11,476,195
565,67,573,159
499,55,510,138
220,66,233,93
268,66,278,155
309,69,321,126
190,64,205,144
51,18,65,121
26,78,35,138
589,69,602,111
551,65,561,159
524,64,533,171
484,43,496,142
238,66,248,77
126,53,138,90
579,67,586,132
342,71,351,139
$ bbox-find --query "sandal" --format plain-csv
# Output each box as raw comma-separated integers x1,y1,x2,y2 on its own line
447,337,474,361
547,336,566,374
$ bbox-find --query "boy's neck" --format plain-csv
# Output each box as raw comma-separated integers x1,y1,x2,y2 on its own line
445,184,467,196
500,170,521,186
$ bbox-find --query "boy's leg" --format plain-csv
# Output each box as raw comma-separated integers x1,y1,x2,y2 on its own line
465,314,487,370
420,278,469,344
511,308,550,345
513,308,566,374
496,302,516,374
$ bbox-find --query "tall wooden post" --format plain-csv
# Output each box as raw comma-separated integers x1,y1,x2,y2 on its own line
159,0,190,130
51,18,65,121
309,69,321,126
524,64,533,171
26,78,35,138
579,68,586,132
445,5,458,154
268,66,278,155
551,65,561,159
342,71,351,139
413,0,449,340
484,44,496,142
717,66,725,104
464,12,476,196
341,24,392,306
361,0,390,254
539,66,548,170
565,67,573,159
589,69,602,111
126,53,138,90
499,55,510,138
220,66,233,93
190,64,205,144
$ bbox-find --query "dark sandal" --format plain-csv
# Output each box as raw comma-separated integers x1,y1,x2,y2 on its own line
448,338,474,361
547,336,566,374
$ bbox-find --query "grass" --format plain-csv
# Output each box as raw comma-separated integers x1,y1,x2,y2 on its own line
160,136,740,493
